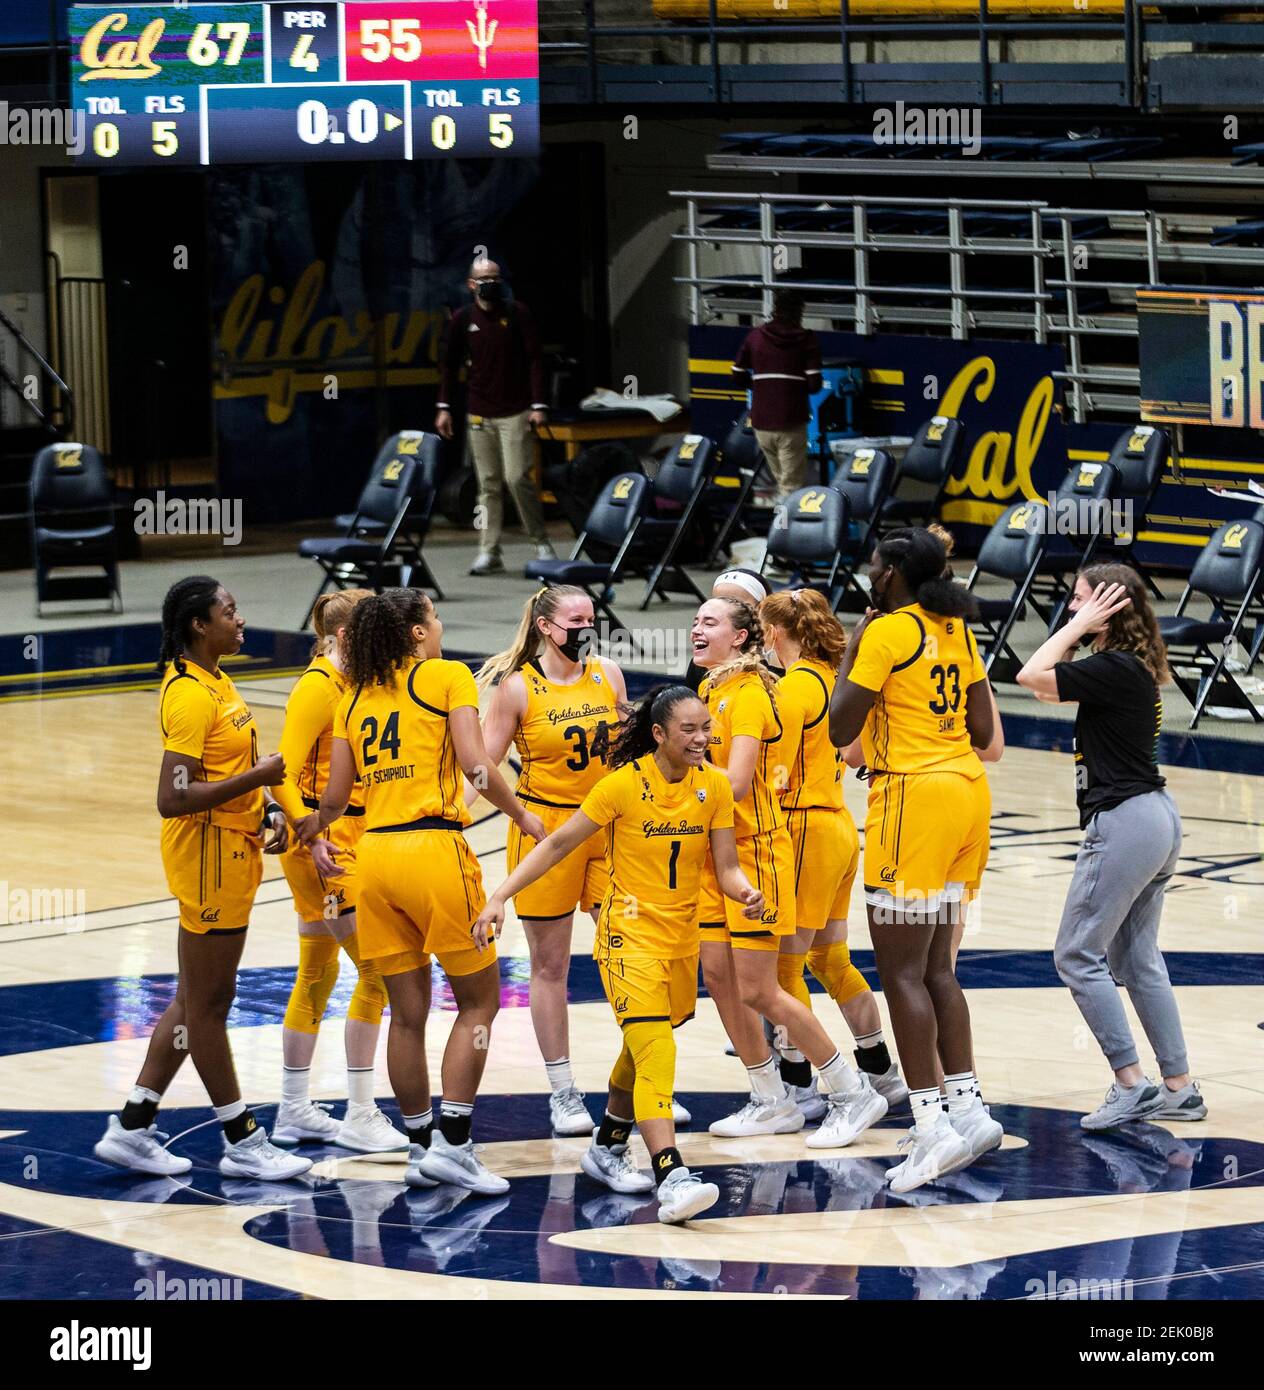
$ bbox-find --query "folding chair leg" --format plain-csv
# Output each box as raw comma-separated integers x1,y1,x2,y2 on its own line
706,471,759,567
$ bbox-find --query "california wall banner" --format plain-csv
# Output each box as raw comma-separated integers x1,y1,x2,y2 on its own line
1138,285,1264,428
688,325,1069,537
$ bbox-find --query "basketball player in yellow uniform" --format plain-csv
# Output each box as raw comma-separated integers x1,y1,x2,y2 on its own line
759,588,909,1132
94,576,310,1182
830,527,1003,1192
272,589,408,1155
474,685,762,1224
690,596,888,1146
473,585,626,1135
301,588,546,1195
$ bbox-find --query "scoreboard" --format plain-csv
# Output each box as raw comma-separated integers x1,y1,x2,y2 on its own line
69,1,539,165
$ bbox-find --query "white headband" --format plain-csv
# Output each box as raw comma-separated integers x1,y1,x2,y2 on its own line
713,570,769,604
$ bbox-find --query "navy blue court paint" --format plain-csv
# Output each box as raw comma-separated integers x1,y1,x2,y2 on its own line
1,1099,1261,1300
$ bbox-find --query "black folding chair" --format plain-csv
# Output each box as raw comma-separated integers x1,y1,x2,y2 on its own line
1088,425,1171,599
298,431,444,627
964,501,1047,679
636,434,717,609
705,412,766,565
29,442,121,616
524,472,649,640
828,446,897,606
760,485,848,608
1159,517,1264,729
1029,457,1122,629
880,415,965,529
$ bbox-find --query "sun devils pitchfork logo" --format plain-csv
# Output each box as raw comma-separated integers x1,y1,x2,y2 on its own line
467,1,498,70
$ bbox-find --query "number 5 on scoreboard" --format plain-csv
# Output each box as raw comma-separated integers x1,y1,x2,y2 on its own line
152,121,178,157
489,114,513,148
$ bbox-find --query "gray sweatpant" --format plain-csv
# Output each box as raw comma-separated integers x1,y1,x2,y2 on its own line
1053,789,1189,1077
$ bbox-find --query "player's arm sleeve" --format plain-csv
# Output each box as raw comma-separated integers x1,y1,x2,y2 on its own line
160,680,215,760
437,308,465,410
445,662,481,714
848,617,919,693
579,771,623,829
710,771,735,830
729,681,773,739
1054,653,1118,705
275,675,330,822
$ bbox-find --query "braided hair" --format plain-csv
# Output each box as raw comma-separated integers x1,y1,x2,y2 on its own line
157,575,222,674
874,527,978,619
344,588,432,689
609,684,705,768
700,597,780,697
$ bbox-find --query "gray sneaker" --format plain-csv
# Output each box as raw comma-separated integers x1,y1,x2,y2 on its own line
1080,1079,1165,1132
469,550,505,576
1151,1080,1207,1122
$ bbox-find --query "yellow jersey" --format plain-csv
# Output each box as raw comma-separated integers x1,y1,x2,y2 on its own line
581,757,735,960
700,668,784,839
276,655,365,824
158,660,262,834
775,658,844,811
849,603,986,778
513,656,620,808
333,657,479,831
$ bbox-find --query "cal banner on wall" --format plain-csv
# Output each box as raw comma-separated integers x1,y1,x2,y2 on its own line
211,157,539,521
689,325,1069,546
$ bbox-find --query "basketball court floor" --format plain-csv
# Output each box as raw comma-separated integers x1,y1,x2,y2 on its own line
1,547,1262,1302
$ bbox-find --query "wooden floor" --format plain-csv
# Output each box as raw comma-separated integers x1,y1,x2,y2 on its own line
1,672,1262,1300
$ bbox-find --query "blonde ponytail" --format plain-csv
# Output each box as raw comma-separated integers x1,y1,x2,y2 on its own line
310,587,374,658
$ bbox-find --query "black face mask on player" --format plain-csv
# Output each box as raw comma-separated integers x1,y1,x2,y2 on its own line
551,623,596,663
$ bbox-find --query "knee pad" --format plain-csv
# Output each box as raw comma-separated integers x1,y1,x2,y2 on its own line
623,1020,677,1125
283,934,342,1033
776,952,812,1009
808,941,870,1007
609,1040,637,1097
341,932,386,1025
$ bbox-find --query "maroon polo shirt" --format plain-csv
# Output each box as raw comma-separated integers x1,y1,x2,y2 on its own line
731,319,823,431
438,300,548,420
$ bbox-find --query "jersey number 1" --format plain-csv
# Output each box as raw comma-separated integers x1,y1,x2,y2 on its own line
667,839,680,890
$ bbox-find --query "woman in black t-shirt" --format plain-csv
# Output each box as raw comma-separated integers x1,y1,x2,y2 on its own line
1018,564,1206,1132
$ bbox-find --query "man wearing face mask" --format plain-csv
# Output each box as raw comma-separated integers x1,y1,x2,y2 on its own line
436,257,555,575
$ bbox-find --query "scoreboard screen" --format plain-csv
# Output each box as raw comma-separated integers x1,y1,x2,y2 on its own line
69,1,539,165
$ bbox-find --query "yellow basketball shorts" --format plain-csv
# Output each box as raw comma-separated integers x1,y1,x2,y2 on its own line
281,813,366,923
698,826,796,950
161,819,263,934
786,806,859,933
356,828,493,978
507,799,607,921
863,771,991,913
598,950,699,1029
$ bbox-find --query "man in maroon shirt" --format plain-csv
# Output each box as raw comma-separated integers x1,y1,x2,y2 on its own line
731,289,823,501
436,259,555,574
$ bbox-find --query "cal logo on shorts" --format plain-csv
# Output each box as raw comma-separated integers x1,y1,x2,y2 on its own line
200,907,221,923
798,491,826,514
879,865,897,884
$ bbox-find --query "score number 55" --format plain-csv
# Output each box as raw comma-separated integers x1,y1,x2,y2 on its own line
359,18,423,63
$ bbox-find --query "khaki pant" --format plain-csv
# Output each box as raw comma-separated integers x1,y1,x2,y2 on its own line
467,409,546,551
754,426,810,500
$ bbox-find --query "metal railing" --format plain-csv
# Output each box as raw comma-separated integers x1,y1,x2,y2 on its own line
672,187,1264,423
0,299,72,436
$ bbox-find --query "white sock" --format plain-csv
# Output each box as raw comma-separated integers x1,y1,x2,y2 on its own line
544,1057,574,1094
402,1109,432,1132
213,1099,246,1124
909,1087,943,1134
817,1050,862,1098
747,1055,785,1101
281,1065,310,1106
780,1042,807,1065
945,1071,977,1117
346,1066,375,1107
853,1027,884,1049
127,1085,161,1106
